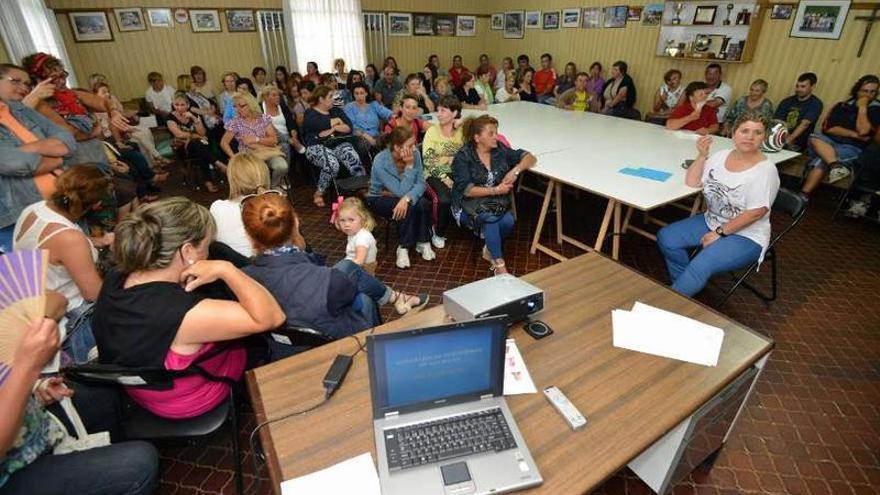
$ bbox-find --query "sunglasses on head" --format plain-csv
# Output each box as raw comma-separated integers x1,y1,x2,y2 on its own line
240,189,284,209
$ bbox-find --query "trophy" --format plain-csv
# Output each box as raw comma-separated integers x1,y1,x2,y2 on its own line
723,3,734,25
672,2,685,24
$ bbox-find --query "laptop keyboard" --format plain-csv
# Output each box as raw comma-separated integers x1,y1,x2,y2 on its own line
384,408,518,471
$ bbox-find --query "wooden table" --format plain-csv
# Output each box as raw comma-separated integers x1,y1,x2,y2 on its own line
247,253,773,494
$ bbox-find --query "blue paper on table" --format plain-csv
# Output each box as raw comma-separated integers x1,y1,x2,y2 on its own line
619,167,673,182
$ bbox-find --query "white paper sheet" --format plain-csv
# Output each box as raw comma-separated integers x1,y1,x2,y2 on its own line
612,302,725,367
280,452,380,495
503,338,537,395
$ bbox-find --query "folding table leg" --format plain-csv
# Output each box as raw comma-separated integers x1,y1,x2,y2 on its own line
612,201,622,260
555,182,564,244
530,180,556,254
595,199,616,252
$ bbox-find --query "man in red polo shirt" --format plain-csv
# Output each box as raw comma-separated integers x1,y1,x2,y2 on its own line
448,55,469,89
534,53,557,104
665,81,719,135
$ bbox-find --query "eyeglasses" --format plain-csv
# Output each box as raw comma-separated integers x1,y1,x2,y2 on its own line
240,189,284,210
0,76,32,89
234,103,249,108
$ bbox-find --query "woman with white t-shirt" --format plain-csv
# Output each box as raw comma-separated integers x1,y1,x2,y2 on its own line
210,153,272,257
657,109,780,297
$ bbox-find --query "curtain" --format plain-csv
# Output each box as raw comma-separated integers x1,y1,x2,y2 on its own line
0,0,77,87
283,0,367,74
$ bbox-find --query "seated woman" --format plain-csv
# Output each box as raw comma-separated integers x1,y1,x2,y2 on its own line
455,73,488,110
293,81,315,128
474,67,495,106
657,110,780,297
367,126,436,269
421,65,436,96
665,81,720,135
344,82,393,149
222,78,258,122
261,86,304,162
553,62,578,101
392,74,435,114
166,93,221,192
722,79,774,137
364,64,379,91
333,58,349,87
383,95,431,145
430,76,453,104
494,57,515,92
13,165,109,363
217,71,239,118
190,65,215,100
495,71,521,103
304,61,322,85
92,197,286,419
646,69,683,125
241,193,427,358
516,69,537,103
339,71,364,105
221,92,289,188
452,115,536,275
601,61,637,118
179,73,223,144
301,85,366,207
0,318,159,495
586,62,605,113
274,65,289,91
210,153,271,257
422,95,464,248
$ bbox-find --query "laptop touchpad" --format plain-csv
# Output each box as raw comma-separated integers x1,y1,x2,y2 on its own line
441,462,475,494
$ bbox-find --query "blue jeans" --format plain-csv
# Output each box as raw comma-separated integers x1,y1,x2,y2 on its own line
333,259,388,325
807,132,863,171
62,303,96,364
0,224,13,254
657,214,762,297
459,210,515,259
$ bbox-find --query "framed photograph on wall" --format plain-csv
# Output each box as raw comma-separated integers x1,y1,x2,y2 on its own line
68,12,113,42
642,4,664,25
491,13,504,30
190,9,221,32
435,15,456,36
388,13,412,36
456,15,476,36
114,8,146,32
504,11,525,38
582,8,602,28
771,4,795,19
146,8,173,28
226,10,256,32
525,11,541,28
627,6,643,21
790,0,850,39
414,14,435,35
693,5,718,25
562,8,581,28
543,11,560,30
604,6,627,28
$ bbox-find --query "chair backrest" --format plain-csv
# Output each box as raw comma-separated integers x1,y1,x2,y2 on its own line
270,325,335,348
768,187,808,247
63,363,183,390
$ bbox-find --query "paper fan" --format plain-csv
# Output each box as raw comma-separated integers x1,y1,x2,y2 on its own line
0,249,49,365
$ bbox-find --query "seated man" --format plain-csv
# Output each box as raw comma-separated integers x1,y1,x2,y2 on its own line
842,128,880,217
372,66,403,109
556,72,590,112
802,74,880,196
144,71,175,126
0,63,76,253
703,63,733,123
774,72,823,152
534,53,557,105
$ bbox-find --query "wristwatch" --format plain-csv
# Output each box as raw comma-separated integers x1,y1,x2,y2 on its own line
715,226,727,237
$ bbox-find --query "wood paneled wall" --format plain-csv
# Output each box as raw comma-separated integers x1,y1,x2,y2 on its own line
483,1,876,120
44,0,876,113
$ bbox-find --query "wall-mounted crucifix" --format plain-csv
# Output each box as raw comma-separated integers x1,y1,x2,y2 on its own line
855,5,880,57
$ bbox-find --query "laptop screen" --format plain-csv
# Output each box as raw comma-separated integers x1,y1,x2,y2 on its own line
368,319,506,418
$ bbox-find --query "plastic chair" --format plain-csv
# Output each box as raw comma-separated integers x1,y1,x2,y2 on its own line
716,188,808,306
63,362,244,495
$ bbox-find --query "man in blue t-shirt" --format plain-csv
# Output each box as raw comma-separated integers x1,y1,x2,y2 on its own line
773,72,823,152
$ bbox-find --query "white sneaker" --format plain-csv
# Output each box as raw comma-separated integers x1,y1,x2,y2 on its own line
844,200,868,218
395,247,411,269
828,166,851,183
415,242,436,261
431,233,446,249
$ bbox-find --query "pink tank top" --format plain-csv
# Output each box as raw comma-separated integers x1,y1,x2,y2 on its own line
126,343,247,419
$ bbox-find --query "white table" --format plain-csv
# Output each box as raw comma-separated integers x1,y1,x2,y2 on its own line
464,102,799,261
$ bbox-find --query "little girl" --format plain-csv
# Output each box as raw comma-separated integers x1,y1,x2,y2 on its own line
336,197,378,274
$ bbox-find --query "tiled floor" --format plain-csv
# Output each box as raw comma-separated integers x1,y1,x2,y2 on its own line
154,170,880,495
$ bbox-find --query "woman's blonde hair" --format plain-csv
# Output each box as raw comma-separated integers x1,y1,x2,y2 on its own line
114,197,216,274
231,91,260,115
338,197,375,232
227,153,270,199
260,85,283,103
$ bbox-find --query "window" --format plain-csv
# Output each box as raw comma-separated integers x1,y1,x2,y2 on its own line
283,0,367,73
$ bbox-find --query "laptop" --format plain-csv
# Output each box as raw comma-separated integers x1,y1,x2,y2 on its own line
367,317,543,495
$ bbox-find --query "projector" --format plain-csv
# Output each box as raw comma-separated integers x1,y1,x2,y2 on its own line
443,274,544,323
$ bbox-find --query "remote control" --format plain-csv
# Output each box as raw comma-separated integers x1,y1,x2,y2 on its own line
543,386,587,430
